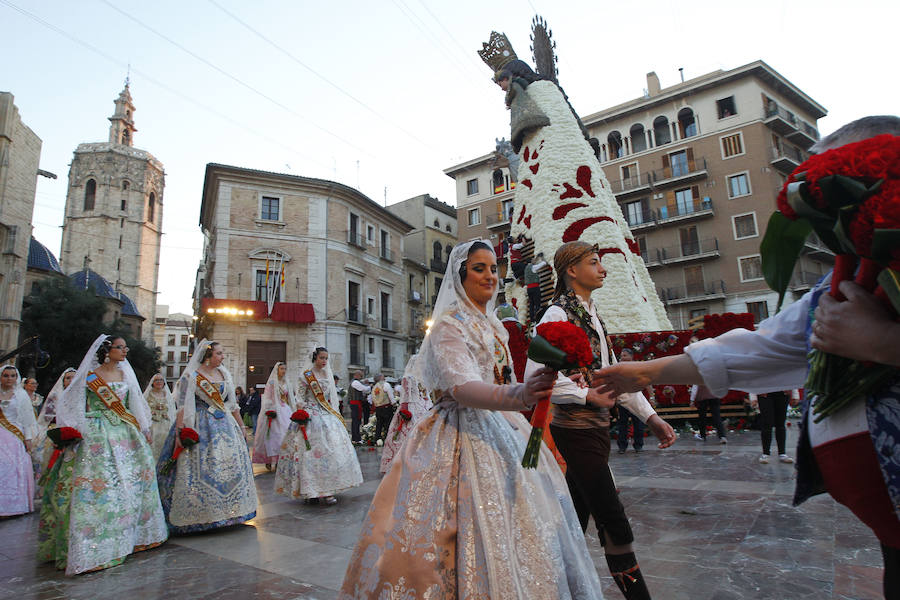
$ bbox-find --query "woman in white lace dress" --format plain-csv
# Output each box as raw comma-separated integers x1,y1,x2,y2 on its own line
144,373,175,463
340,240,608,599
253,362,296,469
0,364,38,516
275,347,362,504
379,355,432,475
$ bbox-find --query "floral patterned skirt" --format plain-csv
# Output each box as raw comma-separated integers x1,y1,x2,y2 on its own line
156,405,257,534
275,409,362,499
37,410,168,575
340,404,604,599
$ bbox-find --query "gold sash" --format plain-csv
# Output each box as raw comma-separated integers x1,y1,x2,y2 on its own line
195,372,227,412
86,372,140,431
0,404,25,443
302,370,345,423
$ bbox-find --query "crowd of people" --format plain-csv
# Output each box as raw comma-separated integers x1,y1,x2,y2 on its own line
2,113,898,598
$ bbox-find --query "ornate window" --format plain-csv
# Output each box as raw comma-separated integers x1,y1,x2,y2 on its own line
84,178,96,211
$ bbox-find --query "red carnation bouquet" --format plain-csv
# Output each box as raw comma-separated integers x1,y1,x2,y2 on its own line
522,321,594,468
290,409,311,450
265,409,278,439
392,408,413,441
45,426,82,471
761,134,900,420
161,427,199,474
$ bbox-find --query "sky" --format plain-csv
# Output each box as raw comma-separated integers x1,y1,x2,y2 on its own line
3,0,898,315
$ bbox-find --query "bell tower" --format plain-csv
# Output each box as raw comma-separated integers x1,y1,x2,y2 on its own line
59,81,164,342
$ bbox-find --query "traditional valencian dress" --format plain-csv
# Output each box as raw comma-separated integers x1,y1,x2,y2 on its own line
340,240,604,599
32,368,75,487
379,358,432,475
253,363,296,466
38,340,167,575
156,359,257,533
0,370,38,516
274,366,362,499
145,375,176,463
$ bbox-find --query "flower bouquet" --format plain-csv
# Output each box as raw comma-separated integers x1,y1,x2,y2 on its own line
522,321,594,468
161,427,199,474
761,134,900,421
290,409,311,450
392,408,413,441
44,426,82,471
265,409,277,438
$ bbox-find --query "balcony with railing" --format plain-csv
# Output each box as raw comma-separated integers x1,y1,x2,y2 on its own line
610,173,652,198
429,258,447,273
770,144,805,174
485,210,513,230
649,157,708,188
657,198,714,226
788,120,819,149
658,279,727,305
347,232,367,249
802,232,835,259
347,306,363,323
659,237,720,265
623,207,657,231
763,101,799,136
789,270,823,292
640,249,662,269
379,246,393,262
408,290,423,304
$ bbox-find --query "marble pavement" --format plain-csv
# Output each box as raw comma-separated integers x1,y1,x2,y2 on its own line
0,428,885,599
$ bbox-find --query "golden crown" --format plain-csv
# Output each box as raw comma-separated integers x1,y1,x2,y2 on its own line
478,31,518,76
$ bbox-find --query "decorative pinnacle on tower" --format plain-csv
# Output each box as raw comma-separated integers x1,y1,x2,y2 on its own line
108,81,137,147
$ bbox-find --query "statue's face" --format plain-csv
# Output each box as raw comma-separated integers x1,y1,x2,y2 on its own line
497,77,510,92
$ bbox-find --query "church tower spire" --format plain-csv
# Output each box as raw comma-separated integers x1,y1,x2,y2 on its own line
108,80,137,146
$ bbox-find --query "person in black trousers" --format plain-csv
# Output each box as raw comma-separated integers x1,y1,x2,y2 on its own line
246,387,262,434
752,391,795,464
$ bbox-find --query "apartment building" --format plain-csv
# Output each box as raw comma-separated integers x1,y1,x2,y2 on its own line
446,61,833,328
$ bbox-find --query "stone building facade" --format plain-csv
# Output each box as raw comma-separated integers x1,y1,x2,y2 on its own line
194,164,413,392
59,84,164,342
447,61,833,329
385,193,458,337
153,305,193,386
0,92,42,354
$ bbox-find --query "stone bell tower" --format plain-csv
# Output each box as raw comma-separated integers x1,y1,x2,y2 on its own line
60,81,165,342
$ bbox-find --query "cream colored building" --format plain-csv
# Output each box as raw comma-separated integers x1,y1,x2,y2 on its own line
154,305,193,386
0,92,43,354
193,163,414,392
59,84,164,342
447,61,833,328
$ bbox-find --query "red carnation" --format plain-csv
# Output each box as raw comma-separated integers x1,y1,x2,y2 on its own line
161,427,199,474
45,427,83,471
392,409,413,441
290,409,311,450
523,321,594,468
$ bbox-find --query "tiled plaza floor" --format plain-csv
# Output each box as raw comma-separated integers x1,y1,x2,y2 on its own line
0,426,885,599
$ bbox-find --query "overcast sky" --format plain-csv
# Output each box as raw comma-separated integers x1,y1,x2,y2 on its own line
3,0,897,314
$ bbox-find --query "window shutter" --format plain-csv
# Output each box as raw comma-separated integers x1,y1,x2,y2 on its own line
661,154,671,179
666,190,676,212
686,147,695,171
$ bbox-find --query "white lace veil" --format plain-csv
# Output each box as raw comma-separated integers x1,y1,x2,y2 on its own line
262,362,296,411
38,367,76,427
143,372,175,422
305,350,339,411
398,354,431,419
56,334,150,433
175,339,237,428
410,240,509,391
1,363,37,438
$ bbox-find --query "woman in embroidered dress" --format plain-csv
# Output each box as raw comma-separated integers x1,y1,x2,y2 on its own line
38,335,167,575
144,373,175,463
32,367,75,486
340,240,607,599
379,355,432,475
253,362,296,470
0,365,38,516
156,339,257,533
275,348,362,505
